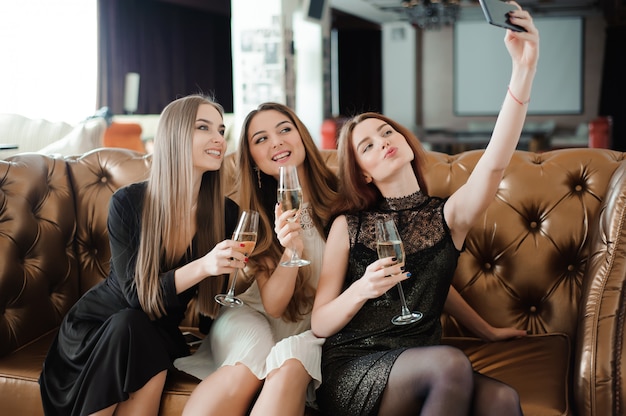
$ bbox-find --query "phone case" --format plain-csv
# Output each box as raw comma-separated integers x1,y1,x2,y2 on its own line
478,0,526,32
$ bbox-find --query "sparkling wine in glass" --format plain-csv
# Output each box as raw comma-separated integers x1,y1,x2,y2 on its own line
215,210,259,307
375,219,423,325
277,165,310,267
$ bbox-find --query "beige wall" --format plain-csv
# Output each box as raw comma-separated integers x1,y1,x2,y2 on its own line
421,14,606,131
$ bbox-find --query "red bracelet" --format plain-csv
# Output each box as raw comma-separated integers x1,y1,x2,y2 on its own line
508,86,530,105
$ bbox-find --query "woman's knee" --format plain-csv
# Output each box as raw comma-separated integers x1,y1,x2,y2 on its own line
489,384,522,414
435,346,473,382
106,309,152,343
219,364,261,389
267,359,309,386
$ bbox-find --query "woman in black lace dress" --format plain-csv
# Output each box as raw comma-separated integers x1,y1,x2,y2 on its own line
311,3,539,415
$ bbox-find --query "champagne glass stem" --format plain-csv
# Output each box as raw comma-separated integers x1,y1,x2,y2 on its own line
225,270,239,299
396,283,411,316
291,244,299,263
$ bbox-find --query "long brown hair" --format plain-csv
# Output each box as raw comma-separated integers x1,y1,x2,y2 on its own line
237,102,338,322
334,112,429,214
135,94,226,320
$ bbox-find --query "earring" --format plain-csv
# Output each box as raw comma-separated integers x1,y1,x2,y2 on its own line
254,167,262,188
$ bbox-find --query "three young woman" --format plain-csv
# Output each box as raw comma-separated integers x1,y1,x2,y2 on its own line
41,4,537,413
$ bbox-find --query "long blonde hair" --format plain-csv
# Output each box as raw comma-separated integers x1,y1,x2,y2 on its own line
135,94,226,320
237,103,338,322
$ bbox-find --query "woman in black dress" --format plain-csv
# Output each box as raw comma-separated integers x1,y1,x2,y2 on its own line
39,94,241,416
311,3,539,415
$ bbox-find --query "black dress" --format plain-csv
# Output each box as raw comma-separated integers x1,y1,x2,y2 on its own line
39,182,238,416
316,191,460,416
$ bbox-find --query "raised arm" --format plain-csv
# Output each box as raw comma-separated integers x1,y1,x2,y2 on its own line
445,3,539,248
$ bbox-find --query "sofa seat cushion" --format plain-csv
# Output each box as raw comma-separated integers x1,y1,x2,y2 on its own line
0,330,54,416
442,333,570,416
0,327,200,415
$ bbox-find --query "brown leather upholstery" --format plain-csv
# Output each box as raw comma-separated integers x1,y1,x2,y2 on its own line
1,147,625,415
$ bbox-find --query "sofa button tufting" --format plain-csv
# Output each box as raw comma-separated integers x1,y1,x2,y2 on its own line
484,263,492,270
530,221,538,229
100,176,107,183
567,265,575,272
575,184,583,192
530,306,537,313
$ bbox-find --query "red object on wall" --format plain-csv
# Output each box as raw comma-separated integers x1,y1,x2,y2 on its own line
103,122,145,152
588,116,612,149
321,118,338,149
320,117,348,149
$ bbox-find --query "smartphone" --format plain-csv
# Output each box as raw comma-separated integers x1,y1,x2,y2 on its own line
182,331,203,346
478,0,526,32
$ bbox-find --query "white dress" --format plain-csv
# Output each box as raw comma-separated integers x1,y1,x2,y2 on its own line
174,204,325,406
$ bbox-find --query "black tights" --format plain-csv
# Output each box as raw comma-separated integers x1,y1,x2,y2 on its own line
377,345,522,416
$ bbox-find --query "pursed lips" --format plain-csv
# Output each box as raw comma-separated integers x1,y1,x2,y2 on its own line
385,147,397,158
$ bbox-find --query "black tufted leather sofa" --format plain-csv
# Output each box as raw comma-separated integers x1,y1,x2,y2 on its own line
1,147,625,415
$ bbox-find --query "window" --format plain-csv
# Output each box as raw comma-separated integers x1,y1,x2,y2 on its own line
0,1,97,123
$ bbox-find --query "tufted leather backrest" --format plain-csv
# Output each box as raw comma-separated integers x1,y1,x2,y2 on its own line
224,147,626,341
0,154,79,356
1,147,625,362
66,149,151,293
423,149,626,340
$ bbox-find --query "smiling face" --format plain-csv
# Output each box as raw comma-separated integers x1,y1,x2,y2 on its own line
192,103,226,175
351,117,414,184
247,109,306,178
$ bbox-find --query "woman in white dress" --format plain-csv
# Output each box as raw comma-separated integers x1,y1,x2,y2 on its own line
179,102,339,415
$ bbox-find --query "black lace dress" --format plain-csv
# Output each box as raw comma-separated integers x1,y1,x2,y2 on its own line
316,191,461,416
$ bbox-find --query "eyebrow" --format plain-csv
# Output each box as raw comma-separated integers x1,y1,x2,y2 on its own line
251,119,291,140
196,118,225,129
355,122,389,150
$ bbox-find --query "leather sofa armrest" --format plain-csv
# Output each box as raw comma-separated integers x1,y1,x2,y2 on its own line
575,161,626,415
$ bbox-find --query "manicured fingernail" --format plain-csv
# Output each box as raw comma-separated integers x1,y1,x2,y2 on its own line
244,257,249,262
400,266,405,271
406,272,412,277
391,257,397,261
240,243,245,247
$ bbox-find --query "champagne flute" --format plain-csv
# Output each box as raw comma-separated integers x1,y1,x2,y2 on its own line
277,165,310,267
375,219,423,325
215,210,259,307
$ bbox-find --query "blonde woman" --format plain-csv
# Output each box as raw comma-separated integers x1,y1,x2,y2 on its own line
39,94,243,416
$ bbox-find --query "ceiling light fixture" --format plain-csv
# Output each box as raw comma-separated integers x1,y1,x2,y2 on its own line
399,0,460,30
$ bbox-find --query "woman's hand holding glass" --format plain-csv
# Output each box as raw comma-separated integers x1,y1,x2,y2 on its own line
274,203,305,265
277,165,310,267
354,257,409,301
375,219,423,325
199,239,247,277
215,210,259,307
